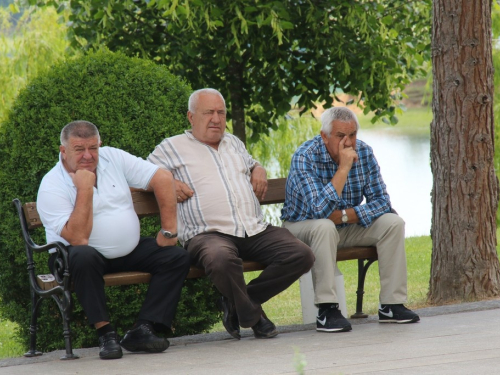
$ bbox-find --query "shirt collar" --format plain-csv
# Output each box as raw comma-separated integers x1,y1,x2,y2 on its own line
184,129,228,146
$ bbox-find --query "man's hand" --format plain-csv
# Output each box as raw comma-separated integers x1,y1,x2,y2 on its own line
156,231,179,247
174,179,194,203
338,136,359,172
251,165,268,201
69,169,96,189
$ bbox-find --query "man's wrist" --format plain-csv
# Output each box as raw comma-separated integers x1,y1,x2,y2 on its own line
160,229,178,238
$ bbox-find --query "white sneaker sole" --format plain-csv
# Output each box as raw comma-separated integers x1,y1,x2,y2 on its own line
316,326,352,332
379,317,420,324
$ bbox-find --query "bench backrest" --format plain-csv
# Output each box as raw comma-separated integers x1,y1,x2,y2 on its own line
22,178,287,231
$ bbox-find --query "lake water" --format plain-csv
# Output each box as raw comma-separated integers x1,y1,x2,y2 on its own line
358,128,432,238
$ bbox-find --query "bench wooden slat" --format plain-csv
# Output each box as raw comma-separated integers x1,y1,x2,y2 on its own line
261,178,287,205
25,178,290,230
337,246,377,262
36,261,267,290
23,202,42,231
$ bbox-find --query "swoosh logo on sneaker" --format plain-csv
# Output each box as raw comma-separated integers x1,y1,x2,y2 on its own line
379,309,393,318
317,316,327,326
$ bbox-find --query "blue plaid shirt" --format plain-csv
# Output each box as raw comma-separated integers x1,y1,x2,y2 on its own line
281,135,391,227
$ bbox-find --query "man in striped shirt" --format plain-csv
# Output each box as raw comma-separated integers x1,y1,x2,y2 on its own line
148,88,314,340
281,107,419,333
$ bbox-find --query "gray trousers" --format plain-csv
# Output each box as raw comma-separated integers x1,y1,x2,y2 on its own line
283,213,408,305
185,225,315,328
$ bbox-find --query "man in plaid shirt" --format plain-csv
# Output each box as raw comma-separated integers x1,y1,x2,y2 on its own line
281,107,419,332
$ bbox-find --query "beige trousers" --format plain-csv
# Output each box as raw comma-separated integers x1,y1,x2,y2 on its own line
283,213,407,305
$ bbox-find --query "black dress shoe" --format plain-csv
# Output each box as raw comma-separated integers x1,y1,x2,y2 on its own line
252,313,278,339
99,331,123,359
120,323,169,353
216,296,241,339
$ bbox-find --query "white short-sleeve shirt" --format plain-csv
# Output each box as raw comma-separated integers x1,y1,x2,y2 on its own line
37,146,159,259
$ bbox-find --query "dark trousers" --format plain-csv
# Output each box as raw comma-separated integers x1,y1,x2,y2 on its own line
51,237,191,330
186,225,314,328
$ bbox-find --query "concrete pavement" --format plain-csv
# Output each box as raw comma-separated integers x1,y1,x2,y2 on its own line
1,299,500,374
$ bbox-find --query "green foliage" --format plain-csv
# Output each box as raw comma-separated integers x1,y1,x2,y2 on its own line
0,50,220,353
29,0,431,144
0,5,73,123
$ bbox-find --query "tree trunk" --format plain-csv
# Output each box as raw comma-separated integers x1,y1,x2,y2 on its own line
227,59,246,145
429,0,500,303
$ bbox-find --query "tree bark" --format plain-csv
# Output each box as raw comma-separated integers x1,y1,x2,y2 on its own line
227,59,246,145
429,0,500,303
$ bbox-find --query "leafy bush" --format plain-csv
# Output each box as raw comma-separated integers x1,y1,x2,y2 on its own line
0,50,220,352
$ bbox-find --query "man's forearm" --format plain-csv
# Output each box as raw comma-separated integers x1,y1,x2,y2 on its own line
149,169,177,233
330,167,349,196
61,187,94,245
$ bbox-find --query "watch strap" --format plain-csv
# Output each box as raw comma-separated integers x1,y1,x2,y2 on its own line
161,229,178,238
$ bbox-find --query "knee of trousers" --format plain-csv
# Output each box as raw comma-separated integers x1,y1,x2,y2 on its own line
158,248,191,273
383,213,405,233
308,219,340,250
69,245,102,272
201,250,241,275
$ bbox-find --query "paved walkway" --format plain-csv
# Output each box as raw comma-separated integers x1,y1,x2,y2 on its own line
1,300,500,374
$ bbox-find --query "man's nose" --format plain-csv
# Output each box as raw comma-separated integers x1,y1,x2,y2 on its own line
82,149,92,158
211,112,221,123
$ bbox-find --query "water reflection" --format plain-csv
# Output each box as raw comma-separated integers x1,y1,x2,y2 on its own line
358,128,432,237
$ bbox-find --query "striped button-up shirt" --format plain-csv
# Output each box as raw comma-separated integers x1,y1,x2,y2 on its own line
281,135,391,227
148,130,268,245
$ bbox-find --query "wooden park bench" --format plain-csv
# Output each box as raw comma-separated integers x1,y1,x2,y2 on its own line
13,177,377,360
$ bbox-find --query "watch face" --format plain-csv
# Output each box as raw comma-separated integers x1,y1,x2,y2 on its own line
342,215,348,223
161,229,177,238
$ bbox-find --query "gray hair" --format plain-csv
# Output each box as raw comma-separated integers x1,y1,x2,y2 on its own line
60,120,100,146
188,88,226,113
320,107,360,136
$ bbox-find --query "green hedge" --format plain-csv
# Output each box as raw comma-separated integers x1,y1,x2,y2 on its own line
0,50,220,352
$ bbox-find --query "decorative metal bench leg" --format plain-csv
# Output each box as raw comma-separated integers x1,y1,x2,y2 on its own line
57,294,79,360
24,293,42,357
350,258,377,319
60,323,78,360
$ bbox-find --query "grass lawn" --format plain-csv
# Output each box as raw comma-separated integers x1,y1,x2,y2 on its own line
0,317,24,359
358,106,433,136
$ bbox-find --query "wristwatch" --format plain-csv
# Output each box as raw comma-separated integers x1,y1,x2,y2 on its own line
160,229,178,238
341,209,348,223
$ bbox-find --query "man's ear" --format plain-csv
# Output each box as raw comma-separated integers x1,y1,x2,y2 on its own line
320,131,329,145
59,145,66,158
187,110,194,126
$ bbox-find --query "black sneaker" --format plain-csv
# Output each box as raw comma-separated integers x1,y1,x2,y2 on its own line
316,304,352,332
120,323,170,353
379,304,420,323
98,331,123,360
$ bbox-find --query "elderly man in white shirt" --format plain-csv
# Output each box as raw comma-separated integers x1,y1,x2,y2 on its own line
37,120,191,360
148,88,314,340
